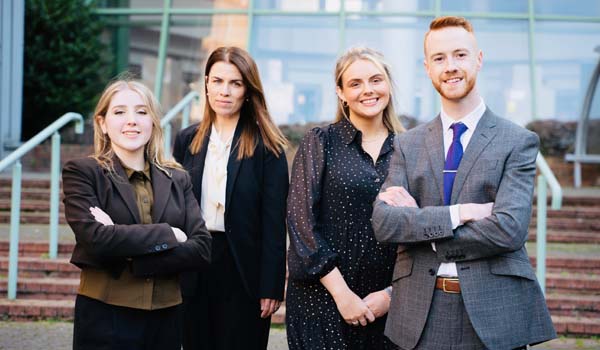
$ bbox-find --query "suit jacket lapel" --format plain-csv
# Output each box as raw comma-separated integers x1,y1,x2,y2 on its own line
425,116,446,203
451,109,498,203
111,157,141,224
191,133,210,202
225,121,244,218
150,163,172,222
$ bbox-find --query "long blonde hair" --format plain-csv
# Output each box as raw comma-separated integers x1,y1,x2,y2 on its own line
92,78,182,176
334,47,405,133
189,46,287,159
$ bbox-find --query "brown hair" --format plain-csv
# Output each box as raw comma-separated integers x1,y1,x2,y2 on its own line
92,78,182,176
334,47,405,133
189,46,287,159
424,16,474,53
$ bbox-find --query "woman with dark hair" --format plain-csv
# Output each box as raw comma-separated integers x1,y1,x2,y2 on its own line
174,46,289,350
286,47,404,349
62,78,212,350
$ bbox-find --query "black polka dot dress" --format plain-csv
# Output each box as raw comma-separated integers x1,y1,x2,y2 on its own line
286,118,398,350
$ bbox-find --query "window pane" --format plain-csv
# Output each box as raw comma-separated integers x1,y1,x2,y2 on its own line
345,16,432,122
251,16,339,124
535,0,600,17
535,21,600,121
470,19,531,125
254,0,339,12
98,0,164,8
441,0,528,13
172,0,248,10
345,0,433,12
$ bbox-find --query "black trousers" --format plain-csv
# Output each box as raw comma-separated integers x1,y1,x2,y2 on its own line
73,294,181,350
182,233,270,350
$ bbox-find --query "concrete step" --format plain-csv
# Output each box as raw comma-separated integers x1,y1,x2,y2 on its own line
0,212,67,224
546,294,600,318
0,257,79,278
529,217,600,232
0,199,64,213
0,187,58,201
0,277,78,300
545,272,600,294
0,298,74,321
532,206,600,220
0,241,75,256
552,315,600,337
528,230,600,244
530,255,600,274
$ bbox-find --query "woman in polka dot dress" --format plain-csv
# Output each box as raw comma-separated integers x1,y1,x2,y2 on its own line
286,47,405,350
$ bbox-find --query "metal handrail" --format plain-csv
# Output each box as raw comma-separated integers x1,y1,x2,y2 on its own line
161,90,200,157
535,152,563,295
0,112,84,299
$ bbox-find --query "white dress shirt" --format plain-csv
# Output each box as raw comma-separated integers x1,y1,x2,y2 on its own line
201,125,233,232
434,98,486,277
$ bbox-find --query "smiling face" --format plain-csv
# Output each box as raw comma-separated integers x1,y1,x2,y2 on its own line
424,26,482,105
206,61,247,120
98,88,153,162
336,59,391,122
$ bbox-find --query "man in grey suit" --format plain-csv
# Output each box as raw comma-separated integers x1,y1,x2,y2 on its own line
372,16,556,350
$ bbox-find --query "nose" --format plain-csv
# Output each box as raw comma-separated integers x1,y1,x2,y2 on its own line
125,110,137,125
218,84,230,96
363,82,375,95
445,56,458,73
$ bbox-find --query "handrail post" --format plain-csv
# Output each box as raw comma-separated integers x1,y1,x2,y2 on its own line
182,103,191,129
164,123,172,158
49,132,61,259
8,161,22,299
536,175,547,295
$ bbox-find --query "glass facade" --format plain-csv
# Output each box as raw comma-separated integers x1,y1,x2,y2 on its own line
95,0,600,126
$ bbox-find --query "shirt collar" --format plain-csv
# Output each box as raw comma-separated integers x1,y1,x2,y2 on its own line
440,98,486,133
121,160,151,181
336,116,360,145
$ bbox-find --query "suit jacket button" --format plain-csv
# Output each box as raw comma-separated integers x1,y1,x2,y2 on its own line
154,245,161,251
162,243,168,249
429,268,436,276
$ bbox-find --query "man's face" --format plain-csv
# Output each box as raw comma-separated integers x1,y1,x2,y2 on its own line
424,26,482,102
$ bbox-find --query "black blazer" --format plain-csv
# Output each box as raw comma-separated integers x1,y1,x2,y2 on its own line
173,122,288,300
62,156,212,283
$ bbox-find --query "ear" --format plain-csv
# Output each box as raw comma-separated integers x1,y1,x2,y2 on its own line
423,58,432,79
335,86,345,104
476,50,483,71
96,115,107,135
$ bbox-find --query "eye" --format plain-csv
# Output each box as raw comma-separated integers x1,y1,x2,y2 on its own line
137,109,148,115
349,82,360,88
114,110,125,115
233,81,243,87
433,57,443,63
457,52,467,58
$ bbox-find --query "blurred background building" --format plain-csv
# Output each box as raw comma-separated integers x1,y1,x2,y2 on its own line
1,0,600,158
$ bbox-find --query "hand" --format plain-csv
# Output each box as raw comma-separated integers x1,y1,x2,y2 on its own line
89,206,114,225
378,186,418,208
333,289,376,326
171,227,188,243
260,298,281,318
363,289,391,318
459,202,494,224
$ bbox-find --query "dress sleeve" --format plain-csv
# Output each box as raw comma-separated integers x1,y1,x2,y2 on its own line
287,127,339,281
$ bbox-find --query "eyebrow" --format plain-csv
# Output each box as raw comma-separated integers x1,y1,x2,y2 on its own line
111,104,148,109
346,73,384,82
210,76,244,83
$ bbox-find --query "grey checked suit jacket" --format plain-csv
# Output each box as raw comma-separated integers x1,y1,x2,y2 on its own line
372,109,556,350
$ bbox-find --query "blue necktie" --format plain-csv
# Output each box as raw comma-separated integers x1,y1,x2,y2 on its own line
443,122,468,205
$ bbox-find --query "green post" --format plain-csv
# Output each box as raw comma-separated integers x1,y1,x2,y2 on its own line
8,162,22,300
154,0,173,100
536,175,547,295
49,132,61,259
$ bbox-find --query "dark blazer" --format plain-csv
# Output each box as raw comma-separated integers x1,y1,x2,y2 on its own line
372,109,556,350
62,156,212,280
173,121,288,300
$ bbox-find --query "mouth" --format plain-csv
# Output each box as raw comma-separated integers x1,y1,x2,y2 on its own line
215,100,231,105
360,97,379,106
122,130,141,137
443,77,463,85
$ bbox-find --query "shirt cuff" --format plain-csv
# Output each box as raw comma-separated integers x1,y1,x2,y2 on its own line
449,205,461,229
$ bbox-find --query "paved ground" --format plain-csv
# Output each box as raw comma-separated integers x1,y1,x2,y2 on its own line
1,322,599,350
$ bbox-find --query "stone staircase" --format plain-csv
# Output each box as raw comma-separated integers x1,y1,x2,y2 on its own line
0,177,598,336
